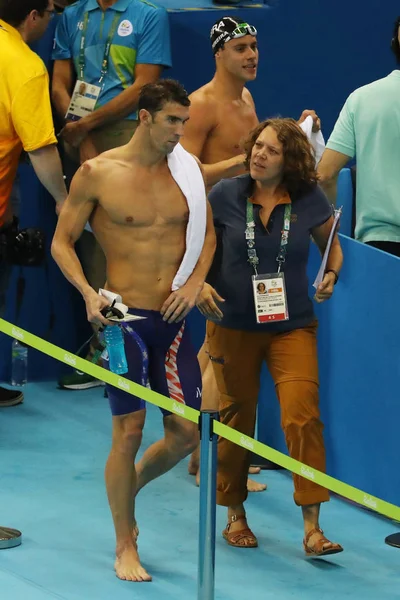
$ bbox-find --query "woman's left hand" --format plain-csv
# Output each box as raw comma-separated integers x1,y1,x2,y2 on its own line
314,272,336,303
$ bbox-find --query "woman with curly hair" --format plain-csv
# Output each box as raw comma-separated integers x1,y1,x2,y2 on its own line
197,118,343,556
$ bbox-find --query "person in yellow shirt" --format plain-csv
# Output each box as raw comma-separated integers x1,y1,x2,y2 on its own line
0,0,67,411
0,0,68,552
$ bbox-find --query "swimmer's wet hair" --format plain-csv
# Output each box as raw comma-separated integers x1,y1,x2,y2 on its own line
244,118,319,196
138,79,191,117
0,0,48,27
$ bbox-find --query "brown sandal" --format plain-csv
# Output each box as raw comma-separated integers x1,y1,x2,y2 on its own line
222,515,258,548
303,527,343,558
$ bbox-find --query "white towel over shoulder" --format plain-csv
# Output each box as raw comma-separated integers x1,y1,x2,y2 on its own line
167,143,207,291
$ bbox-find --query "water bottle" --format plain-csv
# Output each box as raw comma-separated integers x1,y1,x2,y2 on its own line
103,326,128,375
11,340,28,386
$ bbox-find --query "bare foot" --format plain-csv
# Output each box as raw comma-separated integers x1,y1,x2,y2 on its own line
191,463,260,476
132,522,139,543
188,455,198,476
247,478,267,493
115,545,152,582
195,471,266,493
248,466,261,474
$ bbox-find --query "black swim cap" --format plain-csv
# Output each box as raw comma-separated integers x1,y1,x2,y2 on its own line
210,16,257,54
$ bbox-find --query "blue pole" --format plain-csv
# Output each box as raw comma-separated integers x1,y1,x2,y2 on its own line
198,410,218,600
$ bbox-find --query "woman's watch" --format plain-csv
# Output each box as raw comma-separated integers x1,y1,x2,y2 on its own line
325,269,339,285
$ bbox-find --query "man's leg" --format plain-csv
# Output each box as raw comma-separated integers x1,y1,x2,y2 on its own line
105,410,152,582
104,320,153,580
136,318,200,491
136,414,198,493
188,338,218,477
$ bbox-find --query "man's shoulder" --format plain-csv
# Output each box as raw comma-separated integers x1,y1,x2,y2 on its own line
78,151,118,174
91,147,127,168
63,0,167,19
128,0,167,16
189,84,218,123
190,82,216,105
172,144,203,170
62,0,87,19
349,73,397,104
2,38,46,83
71,154,118,194
242,86,255,106
0,24,43,68
22,52,47,79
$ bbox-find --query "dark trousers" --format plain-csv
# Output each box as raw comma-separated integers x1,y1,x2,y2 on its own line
366,241,400,258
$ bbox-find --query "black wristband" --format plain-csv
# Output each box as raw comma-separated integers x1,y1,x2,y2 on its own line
325,269,339,284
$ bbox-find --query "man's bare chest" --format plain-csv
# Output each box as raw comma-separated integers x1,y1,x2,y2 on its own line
207,103,258,157
96,172,189,229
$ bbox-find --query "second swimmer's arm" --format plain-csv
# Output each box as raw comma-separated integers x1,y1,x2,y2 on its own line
201,156,246,188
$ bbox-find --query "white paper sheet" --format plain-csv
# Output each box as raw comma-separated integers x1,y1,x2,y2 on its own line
313,207,342,289
99,288,147,322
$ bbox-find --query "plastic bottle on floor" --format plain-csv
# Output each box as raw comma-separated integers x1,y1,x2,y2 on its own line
11,340,28,386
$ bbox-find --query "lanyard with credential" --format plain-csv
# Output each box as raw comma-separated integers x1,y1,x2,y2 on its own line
78,11,121,84
245,200,292,276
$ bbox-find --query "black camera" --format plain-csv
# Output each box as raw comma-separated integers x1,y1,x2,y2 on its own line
0,218,45,266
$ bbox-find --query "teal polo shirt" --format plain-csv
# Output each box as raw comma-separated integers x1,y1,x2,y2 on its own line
327,71,400,244
52,0,172,120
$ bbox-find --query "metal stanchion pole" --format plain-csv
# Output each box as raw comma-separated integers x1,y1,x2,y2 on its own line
198,410,219,600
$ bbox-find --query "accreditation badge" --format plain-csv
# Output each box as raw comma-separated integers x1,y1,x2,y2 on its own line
252,273,289,323
65,79,101,121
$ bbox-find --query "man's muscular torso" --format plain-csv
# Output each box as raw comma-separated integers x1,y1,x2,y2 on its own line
87,148,189,310
191,83,259,163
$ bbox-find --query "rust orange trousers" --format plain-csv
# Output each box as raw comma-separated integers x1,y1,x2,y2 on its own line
206,320,329,507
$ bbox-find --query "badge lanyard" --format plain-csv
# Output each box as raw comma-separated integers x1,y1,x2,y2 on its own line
78,11,121,84
245,200,292,275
